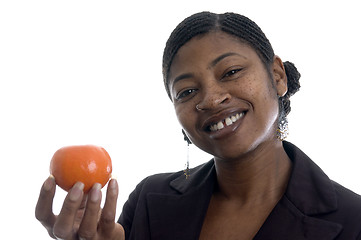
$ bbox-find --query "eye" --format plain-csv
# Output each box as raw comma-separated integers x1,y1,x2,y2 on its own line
222,68,243,79
176,89,197,100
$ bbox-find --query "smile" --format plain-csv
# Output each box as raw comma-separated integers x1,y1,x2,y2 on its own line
209,112,245,132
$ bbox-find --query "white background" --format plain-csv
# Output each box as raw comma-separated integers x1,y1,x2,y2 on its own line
1,0,360,239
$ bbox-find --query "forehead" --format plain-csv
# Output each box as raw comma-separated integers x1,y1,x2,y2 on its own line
169,31,259,77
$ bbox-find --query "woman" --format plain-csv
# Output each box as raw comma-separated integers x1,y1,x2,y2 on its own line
36,12,361,239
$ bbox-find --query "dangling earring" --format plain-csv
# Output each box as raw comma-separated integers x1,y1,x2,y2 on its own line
276,118,289,141
277,95,289,141
182,129,191,179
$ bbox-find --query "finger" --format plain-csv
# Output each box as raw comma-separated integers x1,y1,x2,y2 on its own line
73,195,88,230
53,182,84,239
77,183,102,240
35,175,57,238
99,179,119,236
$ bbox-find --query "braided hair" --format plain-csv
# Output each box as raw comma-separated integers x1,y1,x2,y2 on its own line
162,11,301,119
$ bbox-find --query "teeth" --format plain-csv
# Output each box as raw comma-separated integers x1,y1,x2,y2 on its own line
225,117,232,126
209,112,244,132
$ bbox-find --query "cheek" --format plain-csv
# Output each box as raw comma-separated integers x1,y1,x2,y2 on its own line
257,91,280,133
174,105,193,130
263,80,280,117
238,75,279,124
247,72,278,103
231,77,258,102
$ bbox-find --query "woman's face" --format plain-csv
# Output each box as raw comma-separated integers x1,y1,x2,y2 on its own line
168,31,287,160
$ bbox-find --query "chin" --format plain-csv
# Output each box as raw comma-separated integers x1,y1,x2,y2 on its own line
204,135,279,162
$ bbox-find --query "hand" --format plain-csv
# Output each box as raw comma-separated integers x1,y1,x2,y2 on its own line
35,176,124,239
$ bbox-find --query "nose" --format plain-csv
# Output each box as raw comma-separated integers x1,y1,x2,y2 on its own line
196,83,231,111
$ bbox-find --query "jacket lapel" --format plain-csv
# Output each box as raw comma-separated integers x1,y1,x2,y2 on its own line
146,161,215,239
254,196,342,240
145,142,344,239
283,142,338,215
254,142,343,240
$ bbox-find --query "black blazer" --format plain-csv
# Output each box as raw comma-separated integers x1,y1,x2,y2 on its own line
118,142,361,239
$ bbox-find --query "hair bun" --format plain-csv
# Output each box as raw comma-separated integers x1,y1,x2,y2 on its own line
283,61,301,99
281,61,301,116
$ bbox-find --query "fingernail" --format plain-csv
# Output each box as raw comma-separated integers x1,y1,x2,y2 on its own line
43,175,55,191
109,178,118,194
90,183,102,202
69,182,84,201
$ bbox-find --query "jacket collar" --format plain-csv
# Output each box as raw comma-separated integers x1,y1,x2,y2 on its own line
256,142,342,239
254,195,342,240
169,159,215,194
146,161,216,239
169,142,339,215
147,142,343,239
282,141,338,215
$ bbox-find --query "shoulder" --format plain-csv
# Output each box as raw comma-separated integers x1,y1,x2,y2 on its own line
135,159,215,194
324,181,361,238
283,141,361,233
332,180,361,219
120,159,215,213
120,159,214,212
135,170,184,194
117,160,214,233
117,169,184,234
333,180,361,204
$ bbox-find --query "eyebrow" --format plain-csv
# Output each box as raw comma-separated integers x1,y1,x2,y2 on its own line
172,73,194,88
209,52,247,68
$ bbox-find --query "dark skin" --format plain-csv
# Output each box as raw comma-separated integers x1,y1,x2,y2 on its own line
35,178,124,239
36,31,290,239
169,31,291,239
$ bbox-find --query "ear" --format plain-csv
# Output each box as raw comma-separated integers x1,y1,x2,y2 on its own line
272,55,288,97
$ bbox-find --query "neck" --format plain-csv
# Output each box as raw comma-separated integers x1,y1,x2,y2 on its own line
213,140,291,206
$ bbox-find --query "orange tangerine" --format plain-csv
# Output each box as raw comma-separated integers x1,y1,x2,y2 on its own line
50,145,112,193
